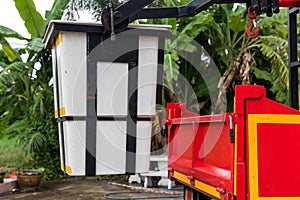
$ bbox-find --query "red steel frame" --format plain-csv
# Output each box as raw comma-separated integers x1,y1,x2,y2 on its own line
166,85,300,200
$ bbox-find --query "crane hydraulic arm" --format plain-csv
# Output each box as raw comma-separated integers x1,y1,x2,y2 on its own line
100,0,300,108
101,0,299,35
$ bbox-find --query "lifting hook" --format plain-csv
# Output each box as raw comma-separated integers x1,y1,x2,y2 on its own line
247,6,260,38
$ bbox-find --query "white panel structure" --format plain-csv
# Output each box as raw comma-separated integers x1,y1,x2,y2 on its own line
135,121,152,173
62,121,86,175
44,21,170,176
51,48,59,114
96,121,127,174
138,36,159,116
57,32,87,116
97,62,128,116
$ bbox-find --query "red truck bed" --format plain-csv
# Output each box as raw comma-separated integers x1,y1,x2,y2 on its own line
166,85,300,200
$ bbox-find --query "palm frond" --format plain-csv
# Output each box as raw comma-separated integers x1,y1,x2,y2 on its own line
2,119,29,136
180,12,214,38
0,61,26,86
257,35,289,103
26,131,46,155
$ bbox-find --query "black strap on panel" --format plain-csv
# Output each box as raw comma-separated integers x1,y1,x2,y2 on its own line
102,33,139,174
86,33,101,176
126,61,138,174
156,37,165,109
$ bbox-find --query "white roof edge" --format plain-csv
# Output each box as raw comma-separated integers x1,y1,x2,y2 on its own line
47,20,171,30
43,20,171,48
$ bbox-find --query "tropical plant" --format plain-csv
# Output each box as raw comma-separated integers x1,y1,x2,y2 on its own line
209,5,290,111
0,0,69,179
0,0,289,173
152,3,290,113
64,0,121,21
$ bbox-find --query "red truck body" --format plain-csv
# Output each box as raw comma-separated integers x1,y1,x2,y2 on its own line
166,85,300,200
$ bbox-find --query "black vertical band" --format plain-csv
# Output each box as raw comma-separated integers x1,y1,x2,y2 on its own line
85,33,101,176
156,37,165,109
126,62,138,174
54,38,66,174
288,8,299,110
123,35,139,174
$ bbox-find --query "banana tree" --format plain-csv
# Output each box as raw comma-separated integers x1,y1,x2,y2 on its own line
209,5,289,112
162,4,289,113
0,0,68,178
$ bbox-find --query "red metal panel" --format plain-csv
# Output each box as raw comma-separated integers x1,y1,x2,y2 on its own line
237,85,300,200
193,120,234,191
167,102,234,196
279,0,299,7
168,123,195,175
167,85,300,200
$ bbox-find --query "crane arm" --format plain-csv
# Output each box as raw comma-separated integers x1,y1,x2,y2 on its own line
128,0,246,22
102,0,299,34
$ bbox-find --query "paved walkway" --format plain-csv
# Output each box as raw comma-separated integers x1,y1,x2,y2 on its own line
0,178,183,200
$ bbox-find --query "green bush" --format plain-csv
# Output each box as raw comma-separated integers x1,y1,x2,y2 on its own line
31,99,68,180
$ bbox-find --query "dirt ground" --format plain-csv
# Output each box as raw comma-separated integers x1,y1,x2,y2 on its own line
0,177,183,200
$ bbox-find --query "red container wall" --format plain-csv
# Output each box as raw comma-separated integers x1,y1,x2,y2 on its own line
167,105,235,198
235,85,300,200
168,85,300,200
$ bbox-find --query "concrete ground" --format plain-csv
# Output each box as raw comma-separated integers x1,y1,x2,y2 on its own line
0,178,183,200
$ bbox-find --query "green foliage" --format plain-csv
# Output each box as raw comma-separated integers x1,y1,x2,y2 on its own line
0,136,27,169
14,0,46,38
164,52,180,82
28,38,44,52
46,0,70,24
64,0,120,21
0,61,25,85
180,13,214,38
147,3,290,111
251,66,272,82
3,119,46,156
228,6,246,32
247,34,289,104
0,38,22,62
0,0,68,180
31,95,67,180
0,25,28,40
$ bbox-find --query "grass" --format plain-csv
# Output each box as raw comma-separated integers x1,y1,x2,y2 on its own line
0,136,27,172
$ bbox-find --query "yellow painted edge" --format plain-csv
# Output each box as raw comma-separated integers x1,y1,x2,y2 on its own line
249,114,300,124
60,163,72,175
248,114,300,200
55,33,62,47
194,180,220,199
234,97,236,113
55,107,66,118
173,171,190,185
66,166,72,175
173,171,220,198
248,115,259,200
234,124,237,196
